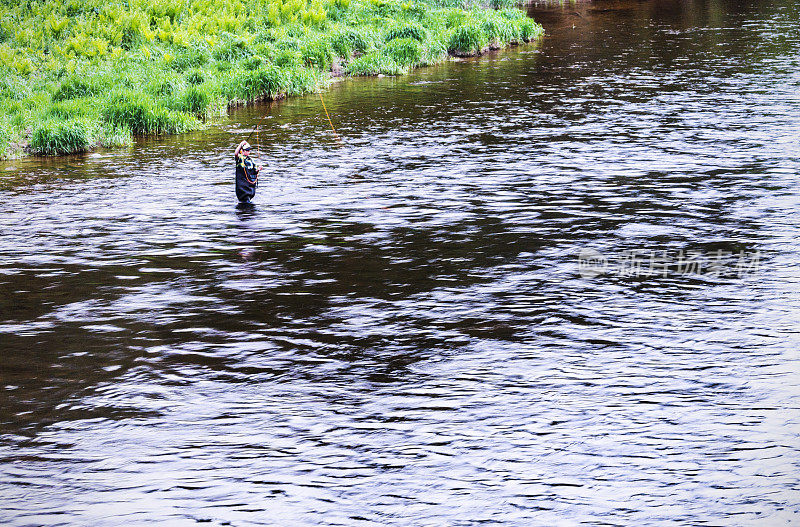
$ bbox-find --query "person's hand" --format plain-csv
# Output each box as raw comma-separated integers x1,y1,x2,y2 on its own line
257,165,263,172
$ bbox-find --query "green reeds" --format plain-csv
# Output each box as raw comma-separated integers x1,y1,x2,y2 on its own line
382,38,423,67
101,91,196,135
52,77,95,102
95,123,133,148
519,19,544,42
331,28,375,58
385,23,428,43
448,22,488,56
346,53,405,75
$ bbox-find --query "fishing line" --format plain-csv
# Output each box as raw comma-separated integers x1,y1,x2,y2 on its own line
319,92,342,144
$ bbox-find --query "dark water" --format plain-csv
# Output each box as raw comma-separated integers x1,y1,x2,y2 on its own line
2,0,800,524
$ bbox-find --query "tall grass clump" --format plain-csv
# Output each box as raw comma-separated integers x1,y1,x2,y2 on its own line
385,23,427,42
225,66,287,101
346,52,405,75
43,100,92,120
102,91,195,135
0,124,11,157
95,123,133,148
172,47,209,71
519,18,544,42
489,0,517,8
301,37,334,69
30,119,89,155
481,18,517,47
382,38,422,67
52,77,95,102
177,86,212,117
448,22,488,56
186,69,205,85
331,28,375,57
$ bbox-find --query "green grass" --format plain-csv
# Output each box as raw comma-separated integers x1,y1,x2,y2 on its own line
30,119,90,155
385,23,428,42
346,52,405,75
95,123,134,148
101,90,197,134
382,38,423,67
52,77,96,102
0,0,543,157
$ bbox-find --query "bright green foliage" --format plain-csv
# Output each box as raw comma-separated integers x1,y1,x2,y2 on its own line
227,66,287,101
101,91,196,135
44,101,84,120
301,37,334,69
53,77,95,102
95,123,133,148
481,17,517,46
243,55,266,69
0,124,11,157
173,48,210,71
148,78,178,97
30,119,90,155
385,23,427,42
222,64,320,101
489,0,517,9
382,38,422,67
449,22,487,55
346,52,405,75
275,49,303,67
519,18,544,42
0,0,542,158
213,36,251,62
330,27,376,57
498,7,526,20
178,86,212,116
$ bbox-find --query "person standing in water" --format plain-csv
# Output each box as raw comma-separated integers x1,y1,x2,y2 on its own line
234,140,263,203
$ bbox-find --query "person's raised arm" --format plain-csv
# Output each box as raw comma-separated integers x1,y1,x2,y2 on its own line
234,141,246,158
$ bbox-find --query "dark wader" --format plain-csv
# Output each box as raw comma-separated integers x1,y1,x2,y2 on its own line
235,154,258,203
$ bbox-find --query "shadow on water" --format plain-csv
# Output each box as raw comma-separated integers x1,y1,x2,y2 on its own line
1,0,800,524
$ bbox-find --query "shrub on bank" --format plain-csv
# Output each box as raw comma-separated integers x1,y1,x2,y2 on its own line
0,123,11,157
337,27,378,55
301,37,334,69
481,18,517,47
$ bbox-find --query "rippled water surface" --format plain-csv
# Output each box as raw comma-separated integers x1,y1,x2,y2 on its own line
2,0,800,524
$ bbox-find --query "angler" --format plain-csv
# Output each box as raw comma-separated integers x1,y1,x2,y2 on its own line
234,140,262,203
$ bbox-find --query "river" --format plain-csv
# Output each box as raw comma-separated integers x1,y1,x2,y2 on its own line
1,0,799,524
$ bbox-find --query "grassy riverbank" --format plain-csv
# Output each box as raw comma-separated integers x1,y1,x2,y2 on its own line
0,0,542,158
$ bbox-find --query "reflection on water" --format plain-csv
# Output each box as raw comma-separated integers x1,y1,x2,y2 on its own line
2,0,800,524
